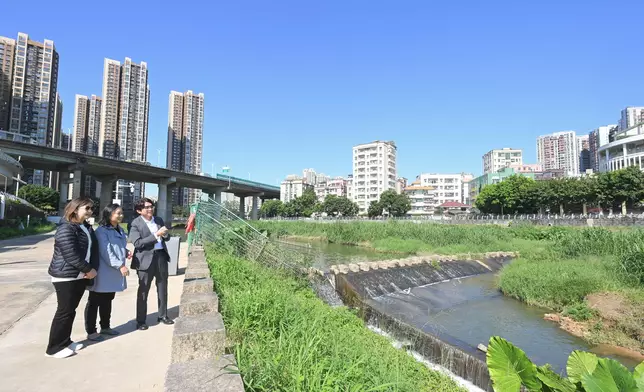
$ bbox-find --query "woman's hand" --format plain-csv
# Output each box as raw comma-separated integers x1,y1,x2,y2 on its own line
120,265,130,277
85,269,97,279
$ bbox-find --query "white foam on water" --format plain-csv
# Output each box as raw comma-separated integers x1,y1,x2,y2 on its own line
368,325,485,392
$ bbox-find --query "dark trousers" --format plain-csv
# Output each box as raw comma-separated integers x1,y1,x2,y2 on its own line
84,291,116,334
136,251,168,324
46,279,87,355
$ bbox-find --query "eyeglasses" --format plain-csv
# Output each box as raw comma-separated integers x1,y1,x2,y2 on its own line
142,205,154,210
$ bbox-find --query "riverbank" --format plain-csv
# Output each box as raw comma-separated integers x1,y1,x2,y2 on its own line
206,249,466,391
254,221,644,356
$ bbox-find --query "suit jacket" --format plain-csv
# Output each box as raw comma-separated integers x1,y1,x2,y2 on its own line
128,215,171,271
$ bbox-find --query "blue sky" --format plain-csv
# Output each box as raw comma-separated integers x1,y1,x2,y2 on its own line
4,0,644,195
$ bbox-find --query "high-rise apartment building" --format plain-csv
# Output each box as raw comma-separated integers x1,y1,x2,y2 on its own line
1,33,59,186
577,135,591,174
536,131,579,176
482,148,523,174
589,125,615,173
352,140,397,214
0,37,15,132
73,94,102,197
619,107,644,131
99,57,150,212
166,90,204,206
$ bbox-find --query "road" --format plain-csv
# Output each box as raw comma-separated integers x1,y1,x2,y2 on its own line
0,233,56,335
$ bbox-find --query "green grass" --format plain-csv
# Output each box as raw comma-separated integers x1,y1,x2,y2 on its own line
207,250,465,392
254,221,644,310
0,222,55,240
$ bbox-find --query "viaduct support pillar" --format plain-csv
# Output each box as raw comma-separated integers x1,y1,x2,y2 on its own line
97,176,117,214
238,196,246,219
71,169,86,199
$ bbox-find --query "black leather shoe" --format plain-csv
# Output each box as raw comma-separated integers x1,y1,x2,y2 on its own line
158,317,175,325
137,323,149,331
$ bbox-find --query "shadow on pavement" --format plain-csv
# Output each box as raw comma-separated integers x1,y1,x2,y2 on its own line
0,233,55,254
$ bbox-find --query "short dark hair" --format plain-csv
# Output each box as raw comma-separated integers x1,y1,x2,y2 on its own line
134,197,155,213
63,197,94,222
99,203,122,226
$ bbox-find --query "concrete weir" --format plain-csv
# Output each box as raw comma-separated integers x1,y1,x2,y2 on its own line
326,252,517,392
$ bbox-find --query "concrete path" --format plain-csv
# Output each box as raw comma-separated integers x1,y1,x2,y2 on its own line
0,234,187,392
0,232,56,335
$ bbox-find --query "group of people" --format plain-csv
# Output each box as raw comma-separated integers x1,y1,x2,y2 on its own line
45,196,174,359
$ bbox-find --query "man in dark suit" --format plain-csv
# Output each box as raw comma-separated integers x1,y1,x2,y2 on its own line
128,198,174,330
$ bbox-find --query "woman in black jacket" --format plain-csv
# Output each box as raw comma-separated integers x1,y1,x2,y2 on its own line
46,196,99,359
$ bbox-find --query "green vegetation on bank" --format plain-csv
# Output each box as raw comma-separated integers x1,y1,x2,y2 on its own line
259,188,413,218
207,249,465,392
475,166,644,215
0,222,55,240
254,220,644,353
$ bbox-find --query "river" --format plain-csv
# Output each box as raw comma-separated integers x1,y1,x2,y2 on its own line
289,239,640,372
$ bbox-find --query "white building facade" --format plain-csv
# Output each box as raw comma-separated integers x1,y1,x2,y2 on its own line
315,177,347,202
598,123,644,172
352,140,397,214
482,148,523,174
619,107,644,131
589,125,615,173
537,131,579,176
280,175,312,203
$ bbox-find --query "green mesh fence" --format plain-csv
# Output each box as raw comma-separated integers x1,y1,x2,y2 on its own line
192,197,320,271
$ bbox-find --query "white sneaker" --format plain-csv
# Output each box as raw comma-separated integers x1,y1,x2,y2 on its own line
68,342,84,352
45,347,75,359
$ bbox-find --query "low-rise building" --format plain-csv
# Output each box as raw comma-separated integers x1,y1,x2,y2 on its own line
280,175,313,203
404,180,435,215
314,177,347,202
598,122,644,172
482,148,523,174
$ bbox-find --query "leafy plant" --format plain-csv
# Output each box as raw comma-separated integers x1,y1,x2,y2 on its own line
562,302,596,322
486,336,643,392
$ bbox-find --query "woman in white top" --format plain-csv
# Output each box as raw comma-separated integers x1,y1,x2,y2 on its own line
45,197,99,359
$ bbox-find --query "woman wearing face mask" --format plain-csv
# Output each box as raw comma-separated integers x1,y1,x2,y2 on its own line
46,197,99,359
85,203,130,341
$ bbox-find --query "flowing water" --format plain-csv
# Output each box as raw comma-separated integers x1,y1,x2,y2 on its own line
297,239,640,373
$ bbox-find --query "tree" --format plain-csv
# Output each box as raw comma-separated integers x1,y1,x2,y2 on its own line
172,205,189,217
611,165,644,214
259,199,284,218
18,185,59,213
284,188,318,217
322,195,358,217
378,190,411,217
367,200,383,218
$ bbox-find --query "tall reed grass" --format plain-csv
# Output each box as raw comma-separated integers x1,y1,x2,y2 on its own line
207,250,465,392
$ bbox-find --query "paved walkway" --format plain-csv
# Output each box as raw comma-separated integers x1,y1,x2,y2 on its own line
0,234,186,392
0,233,57,335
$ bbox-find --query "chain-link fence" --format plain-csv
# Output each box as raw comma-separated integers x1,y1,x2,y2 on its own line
193,197,343,304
